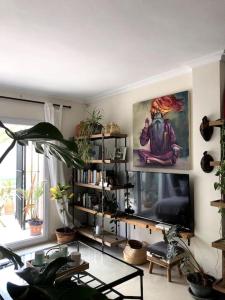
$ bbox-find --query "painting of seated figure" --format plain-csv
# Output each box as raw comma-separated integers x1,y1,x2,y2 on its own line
133,91,190,170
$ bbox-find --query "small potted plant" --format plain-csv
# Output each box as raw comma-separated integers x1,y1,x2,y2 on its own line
50,183,76,244
18,178,44,236
163,225,215,299
76,109,103,161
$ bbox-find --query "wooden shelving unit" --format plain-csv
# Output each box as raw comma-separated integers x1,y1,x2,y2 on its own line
207,117,225,294
209,120,224,127
212,239,225,251
210,161,220,167
77,227,126,247
210,200,225,208
73,132,130,250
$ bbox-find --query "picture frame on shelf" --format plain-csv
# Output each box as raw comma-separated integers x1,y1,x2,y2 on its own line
89,145,102,160
113,146,127,161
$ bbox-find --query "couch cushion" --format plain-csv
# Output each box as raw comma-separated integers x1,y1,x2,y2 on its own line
147,241,184,260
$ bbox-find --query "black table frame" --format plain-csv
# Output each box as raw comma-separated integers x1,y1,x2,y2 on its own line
76,241,144,300
0,240,144,300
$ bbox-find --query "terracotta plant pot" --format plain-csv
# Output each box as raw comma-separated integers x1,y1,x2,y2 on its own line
55,227,77,244
28,219,43,236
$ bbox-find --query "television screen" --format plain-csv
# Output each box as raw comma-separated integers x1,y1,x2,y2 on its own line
129,172,193,230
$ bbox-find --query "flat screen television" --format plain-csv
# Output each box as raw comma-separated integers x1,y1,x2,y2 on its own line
129,171,193,231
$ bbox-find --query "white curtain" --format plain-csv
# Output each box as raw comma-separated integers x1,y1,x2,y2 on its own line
44,102,74,228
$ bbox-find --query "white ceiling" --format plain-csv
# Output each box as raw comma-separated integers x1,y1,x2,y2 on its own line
0,0,224,103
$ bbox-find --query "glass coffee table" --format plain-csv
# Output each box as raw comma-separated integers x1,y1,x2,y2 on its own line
0,241,144,300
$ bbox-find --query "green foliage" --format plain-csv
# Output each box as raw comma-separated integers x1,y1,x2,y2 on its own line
17,179,44,220
77,109,103,161
0,121,84,168
50,183,73,229
214,124,225,206
163,225,205,277
50,183,73,201
0,245,24,270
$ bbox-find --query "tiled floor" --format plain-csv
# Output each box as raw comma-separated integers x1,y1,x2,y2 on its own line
102,244,192,300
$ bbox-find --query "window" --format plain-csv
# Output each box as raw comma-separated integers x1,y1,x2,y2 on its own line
0,122,47,246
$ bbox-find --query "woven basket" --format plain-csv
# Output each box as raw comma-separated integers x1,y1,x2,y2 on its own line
55,228,77,244
123,240,147,265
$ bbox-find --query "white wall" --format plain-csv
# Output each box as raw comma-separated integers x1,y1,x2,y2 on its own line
0,87,86,242
89,61,224,277
192,62,222,277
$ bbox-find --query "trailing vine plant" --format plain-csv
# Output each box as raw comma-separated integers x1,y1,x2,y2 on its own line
214,122,225,216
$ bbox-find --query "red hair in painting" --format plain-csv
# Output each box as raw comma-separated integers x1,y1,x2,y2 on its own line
150,95,184,117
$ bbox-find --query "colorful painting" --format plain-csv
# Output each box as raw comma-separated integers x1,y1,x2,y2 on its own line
133,91,190,170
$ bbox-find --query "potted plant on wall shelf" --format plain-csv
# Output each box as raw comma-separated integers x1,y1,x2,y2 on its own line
50,183,75,243
76,109,103,161
163,225,215,299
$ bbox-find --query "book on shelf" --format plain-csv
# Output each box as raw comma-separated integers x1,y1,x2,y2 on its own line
76,169,102,185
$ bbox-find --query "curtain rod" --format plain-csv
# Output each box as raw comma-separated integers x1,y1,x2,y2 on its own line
0,95,71,109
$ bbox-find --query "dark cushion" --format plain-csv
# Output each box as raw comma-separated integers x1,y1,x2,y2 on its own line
147,241,184,259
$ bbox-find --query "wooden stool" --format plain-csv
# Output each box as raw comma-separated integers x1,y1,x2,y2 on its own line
147,254,183,282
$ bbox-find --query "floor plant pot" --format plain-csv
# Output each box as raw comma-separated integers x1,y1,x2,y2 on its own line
187,272,215,298
28,219,43,236
55,227,76,244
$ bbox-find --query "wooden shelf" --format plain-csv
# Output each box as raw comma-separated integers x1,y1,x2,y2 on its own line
88,159,127,164
77,133,127,140
213,279,225,294
211,200,225,208
74,205,112,218
74,206,193,240
210,161,220,167
209,120,224,127
74,182,127,191
212,239,225,251
77,227,126,247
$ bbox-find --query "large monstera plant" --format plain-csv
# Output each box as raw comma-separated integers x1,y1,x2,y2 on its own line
0,121,83,168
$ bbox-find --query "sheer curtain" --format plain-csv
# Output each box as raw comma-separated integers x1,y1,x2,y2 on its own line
44,102,74,228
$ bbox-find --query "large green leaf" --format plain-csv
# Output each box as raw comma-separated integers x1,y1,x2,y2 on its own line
14,122,64,141
0,121,84,168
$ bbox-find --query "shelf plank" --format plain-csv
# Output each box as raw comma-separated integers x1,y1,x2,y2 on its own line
209,120,224,127
211,200,225,208
74,182,126,191
213,279,225,294
76,133,128,140
212,239,225,251
74,205,112,218
88,159,127,164
210,161,220,167
77,227,126,247
119,216,154,229
74,206,193,240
